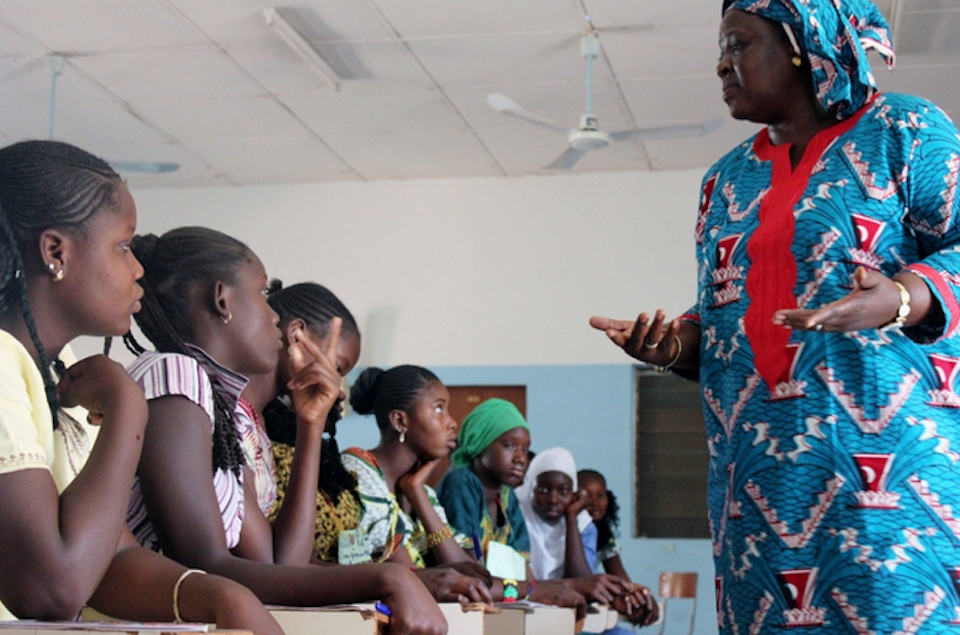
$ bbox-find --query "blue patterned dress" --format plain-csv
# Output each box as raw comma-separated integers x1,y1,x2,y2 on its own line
694,92,960,634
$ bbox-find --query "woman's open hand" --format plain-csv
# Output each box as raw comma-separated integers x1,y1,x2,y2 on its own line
773,267,927,333
590,310,682,366
286,317,343,430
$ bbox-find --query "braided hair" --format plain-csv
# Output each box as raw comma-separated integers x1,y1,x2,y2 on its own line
349,365,440,431
124,226,251,477
578,469,620,553
263,280,361,504
0,140,121,429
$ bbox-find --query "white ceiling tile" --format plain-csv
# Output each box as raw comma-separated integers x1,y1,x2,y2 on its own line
0,0,206,52
600,25,721,80
70,47,267,100
647,119,760,171
230,40,432,95
169,0,395,45
583,0,720,27
283,89,466,137
188,136,359,183
0,17,49,58
619,76,729,124
906,1,960,12
371,0,584,37
131,95,311,142
323,129,499,180
895,9,960,56
409,32,591,88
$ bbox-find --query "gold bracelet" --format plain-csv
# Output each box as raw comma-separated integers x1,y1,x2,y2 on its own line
654,335,683,374
173,568,207,623
426,525,454,549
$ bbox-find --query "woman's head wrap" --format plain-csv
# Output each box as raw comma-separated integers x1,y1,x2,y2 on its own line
722,0,895,118
451,398,529,468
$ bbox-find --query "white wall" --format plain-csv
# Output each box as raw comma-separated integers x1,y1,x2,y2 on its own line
71,168,718,632
107,169,705,367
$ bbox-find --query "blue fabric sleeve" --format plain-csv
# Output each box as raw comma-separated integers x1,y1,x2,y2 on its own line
436,467,485,540
581,521,599,572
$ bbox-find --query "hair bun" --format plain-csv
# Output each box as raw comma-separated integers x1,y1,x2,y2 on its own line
267,278,284,296
131,233,159,265
349,367,384,415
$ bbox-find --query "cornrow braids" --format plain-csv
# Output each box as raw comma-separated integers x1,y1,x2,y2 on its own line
266,280,360,342
126,227,253,477
0,140,121,429
264,280,362,504
349,365,439,432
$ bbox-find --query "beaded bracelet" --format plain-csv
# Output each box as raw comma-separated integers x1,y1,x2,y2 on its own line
173,568,207,623
426,524,455,548
502,579,519,603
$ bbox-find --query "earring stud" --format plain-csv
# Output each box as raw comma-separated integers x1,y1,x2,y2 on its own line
791,55,802,67
222,311,233,325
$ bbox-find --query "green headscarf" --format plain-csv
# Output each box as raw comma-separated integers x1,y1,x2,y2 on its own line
451,398,529,468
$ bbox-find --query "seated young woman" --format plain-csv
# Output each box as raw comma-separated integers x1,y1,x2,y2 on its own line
0,140,280,635
122,226,445,635
242,281,363,563
343,365,494,603
519,448,658,627
578,469,631,581
436,399,627,611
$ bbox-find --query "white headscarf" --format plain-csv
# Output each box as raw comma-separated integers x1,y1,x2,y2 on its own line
517,447,594,580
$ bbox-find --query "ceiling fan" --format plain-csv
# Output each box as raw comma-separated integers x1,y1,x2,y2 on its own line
46,54,179,175
488,33,723,170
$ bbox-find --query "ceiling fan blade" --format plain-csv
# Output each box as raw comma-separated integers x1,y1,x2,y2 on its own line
109,161,180,174
487,93,569,135
544,146,588,170
609,117,725,142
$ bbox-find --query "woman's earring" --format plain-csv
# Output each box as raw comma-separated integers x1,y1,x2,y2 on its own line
791,55,802,67
222,311,232,325
399,430,406,443
47,263,64,282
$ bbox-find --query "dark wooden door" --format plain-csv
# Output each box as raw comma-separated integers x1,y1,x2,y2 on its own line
426,385,527,488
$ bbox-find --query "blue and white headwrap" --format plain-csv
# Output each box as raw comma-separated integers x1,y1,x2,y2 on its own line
723,0,896,119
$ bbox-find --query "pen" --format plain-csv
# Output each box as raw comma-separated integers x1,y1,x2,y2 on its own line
471,533,483,562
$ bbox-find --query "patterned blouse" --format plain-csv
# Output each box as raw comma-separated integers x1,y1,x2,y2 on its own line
126,347,246,551
269,441,362,562
237,397,277,517
341,447,470,568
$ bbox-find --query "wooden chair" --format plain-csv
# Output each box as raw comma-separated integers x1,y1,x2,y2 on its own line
657,571,697,635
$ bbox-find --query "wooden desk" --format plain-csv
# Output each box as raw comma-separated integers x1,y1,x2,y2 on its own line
485,603,577,635
0,622,248,635
269,602,488,635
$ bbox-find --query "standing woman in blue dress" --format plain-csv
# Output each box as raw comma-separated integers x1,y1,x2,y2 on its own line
593,0,960,632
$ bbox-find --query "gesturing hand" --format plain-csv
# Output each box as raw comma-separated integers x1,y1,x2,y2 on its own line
590,310,682,366
773,267,913,333
286,317,344,430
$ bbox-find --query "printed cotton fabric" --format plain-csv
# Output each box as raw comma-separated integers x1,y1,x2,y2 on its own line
694,93,960,633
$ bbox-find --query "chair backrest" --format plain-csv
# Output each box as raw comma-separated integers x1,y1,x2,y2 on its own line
657,572,698,635
659,571,698,598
